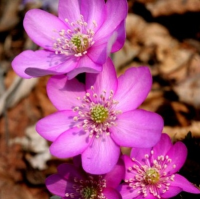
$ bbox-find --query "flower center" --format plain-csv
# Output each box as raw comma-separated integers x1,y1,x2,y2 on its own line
73,86,122,138
90,104,109,123
80,186,97,199
65,175,107,199
53,15,96,57
125,152,176,198
145,168,160,184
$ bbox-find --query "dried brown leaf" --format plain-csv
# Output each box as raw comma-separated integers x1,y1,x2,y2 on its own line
164,121,200,140
174,73,200,108
143,0,200,17
0,0,21,32
113,40,140,70
0,76,38,115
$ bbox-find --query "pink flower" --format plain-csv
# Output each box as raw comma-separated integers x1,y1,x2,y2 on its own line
119,133,200,199
36,58,164,174
12,0,127,79
46,158,125,199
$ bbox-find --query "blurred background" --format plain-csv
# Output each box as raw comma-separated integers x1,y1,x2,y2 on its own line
0,0,200,198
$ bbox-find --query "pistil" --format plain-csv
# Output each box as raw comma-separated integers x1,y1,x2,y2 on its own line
145,168,160,184
90,104,109,123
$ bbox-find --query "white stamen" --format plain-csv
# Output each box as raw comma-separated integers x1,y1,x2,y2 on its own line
72,86,121,139
53,15,97,57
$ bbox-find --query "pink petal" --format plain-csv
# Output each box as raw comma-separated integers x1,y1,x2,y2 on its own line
152,133,173,160
114,66,152,112
170,174,200,194
137,195,157,199
103,187,122,199
47,75,85,110
52,56,78,74
45,174,68,197
66,55,102,80
80,0,105,30
57,163,84,181
118,184,140,199
25,57,77,78
24,9,66,50
87,31,119,66
110,110,163,148
36,110,76,141
86,58,118,98
104,158,125,188
165,142,187,174
87,42,108,65
82,135,120,174
111,20,126,53
122,155,138,180
94,0,127,41
123,155,133,170
58,0,80,23
130,147,151,163
160,185,182,198
12,50,76,78
50,127,91,158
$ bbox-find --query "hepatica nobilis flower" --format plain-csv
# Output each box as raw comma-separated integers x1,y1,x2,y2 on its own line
46,159,124,199
12,0,127,79
36,58,164,174
119,133,200,199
